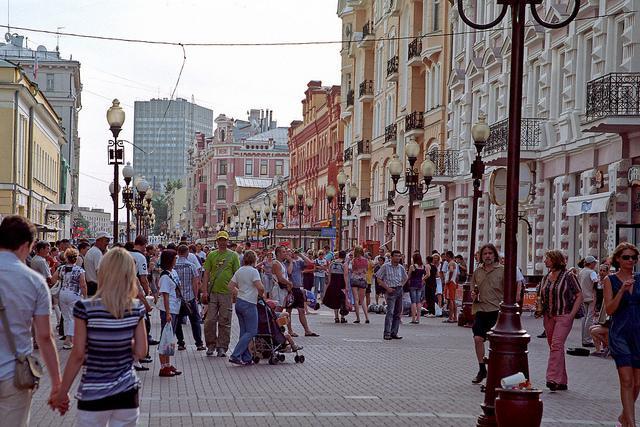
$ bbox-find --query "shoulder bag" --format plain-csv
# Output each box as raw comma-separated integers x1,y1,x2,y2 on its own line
0,291,43,390
160,271,192,317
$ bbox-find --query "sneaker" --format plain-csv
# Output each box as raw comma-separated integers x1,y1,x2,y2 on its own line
383,335,392,340
134,364,149,372
216,348,227,357
159,367,175,377
472,370,487,384
229,357,244,366
206,348,215,356
196,345,206,351
391,335,403,340
178,344,186,351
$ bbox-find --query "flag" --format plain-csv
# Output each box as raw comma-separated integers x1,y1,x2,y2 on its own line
33,54,39,79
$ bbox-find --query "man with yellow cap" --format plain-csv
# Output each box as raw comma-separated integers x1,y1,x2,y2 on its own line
202,230,240,357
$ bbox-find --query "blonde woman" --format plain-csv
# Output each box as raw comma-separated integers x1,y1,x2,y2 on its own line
50,248,148,426
51,248,87,350
350,246,370,324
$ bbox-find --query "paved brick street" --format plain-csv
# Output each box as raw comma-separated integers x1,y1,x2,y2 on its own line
31,308,620,427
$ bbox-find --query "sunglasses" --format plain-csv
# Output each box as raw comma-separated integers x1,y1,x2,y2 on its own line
621,255,639,261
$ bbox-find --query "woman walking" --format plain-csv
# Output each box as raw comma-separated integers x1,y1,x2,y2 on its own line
158,249,182,377
408,253,427,324
603,243,640,427
433,253,444,316
51,248,87,350
350,247,370,324
323,250,350,323
50,248,147,426
228,250,265,366
258,251,274,299
424,256,437,317
537,249,583,391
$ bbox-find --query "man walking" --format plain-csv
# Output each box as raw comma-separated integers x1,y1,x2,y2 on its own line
84,231,110,296
578,255,599,347
202,231,239,357
470,244,504,384
175,244,204,351
30,241,53,285
128,236,156,370
375,250,408,340
0,216,61,426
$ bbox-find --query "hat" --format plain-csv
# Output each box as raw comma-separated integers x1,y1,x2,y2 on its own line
215,230,230,240
584,255,598,264
94,231,112,240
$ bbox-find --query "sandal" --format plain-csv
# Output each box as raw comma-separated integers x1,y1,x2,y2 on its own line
353,320,360,324
290,332,299,337
305,332,319,337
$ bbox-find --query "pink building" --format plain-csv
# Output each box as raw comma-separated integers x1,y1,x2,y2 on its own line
187,110,289,236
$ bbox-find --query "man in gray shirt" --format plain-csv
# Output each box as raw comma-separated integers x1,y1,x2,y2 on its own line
578,256,599,347
30,241,52,285
0,216,61,426
376,250,408,340
84,231,111,296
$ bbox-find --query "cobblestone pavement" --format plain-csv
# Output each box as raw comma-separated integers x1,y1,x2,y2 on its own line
31,307,621,426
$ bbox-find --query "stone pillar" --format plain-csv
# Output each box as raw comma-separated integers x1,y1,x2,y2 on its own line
534,181,546,273
608,159,631,253
453,197,470,255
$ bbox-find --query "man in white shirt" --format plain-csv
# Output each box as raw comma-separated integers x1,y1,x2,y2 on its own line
30,241,52,285
84,231,110,296
129,236,156,368
578,256,599,347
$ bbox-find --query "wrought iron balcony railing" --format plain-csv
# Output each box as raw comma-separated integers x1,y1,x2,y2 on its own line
408,37,422,60
585,73,640,122
346,89,355,107
387,55,399,77
360,197,371,212
483,118,543,156
384,123,397,143
357,139,371,155
344,146,353,162
362,21,373,37
359,80,373,97
427,149,460,177
405,111,424,131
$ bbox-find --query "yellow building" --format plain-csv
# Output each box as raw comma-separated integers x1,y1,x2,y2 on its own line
338,0,453,254
0,59,67,235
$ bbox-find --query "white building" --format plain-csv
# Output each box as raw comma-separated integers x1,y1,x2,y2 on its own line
77,207,111,237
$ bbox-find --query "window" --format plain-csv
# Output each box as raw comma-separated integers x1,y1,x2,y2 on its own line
275,160,283,176
217,209,225,223
46,74,54,91
217,186,226,200
260,159,268,175
245,159,253,176
218,159,227,175
433,0,440,31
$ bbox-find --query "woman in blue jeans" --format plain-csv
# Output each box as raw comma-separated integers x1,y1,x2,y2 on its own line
229,250,265,366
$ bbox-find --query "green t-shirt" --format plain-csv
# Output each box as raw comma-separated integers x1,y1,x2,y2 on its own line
203,249,240,294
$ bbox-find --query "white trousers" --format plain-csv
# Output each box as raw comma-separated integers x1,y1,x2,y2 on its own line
76,408,139,427
58,290,81,337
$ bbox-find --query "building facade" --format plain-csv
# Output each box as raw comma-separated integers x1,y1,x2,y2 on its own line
133,98,213,190
187,110,289,235
337,0,452,253
0,33,82,234
0,59,67,236
77,207,112,237
288,81,343,230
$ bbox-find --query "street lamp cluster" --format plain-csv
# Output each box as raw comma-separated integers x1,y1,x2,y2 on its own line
106,99,155,243
289,185,313,250
325,169,358,252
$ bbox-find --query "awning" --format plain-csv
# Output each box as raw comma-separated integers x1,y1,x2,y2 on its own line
566,192,613,216
46,204,73,213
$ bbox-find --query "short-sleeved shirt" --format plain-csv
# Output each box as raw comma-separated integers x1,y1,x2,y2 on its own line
314,258,328,277
471,264,504,314
0,252,51,381
203,250,240,294
174,257,199,301
30,255,51,281
539,269,581,316
231,266,262,304
187,252,203,273
73,298,145,401
59,264,85,294
324,251,334,262
289,258,305,288
159,270,181,314
375,263,408,288
84,246,103,283
578,267,598,303
129,250,148,277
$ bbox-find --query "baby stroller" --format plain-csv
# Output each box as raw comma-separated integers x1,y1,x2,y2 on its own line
250,298,305,364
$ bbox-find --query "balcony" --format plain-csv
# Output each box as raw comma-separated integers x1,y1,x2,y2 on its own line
405,111,424,137
386,55,399,81
583,73,640,133
360,197,371,213
343,146,353,163
358,20,375,49
384,123,397,144
356,139,371,158
346,89,354,111
408,37,423,67
358,80,374,102
427,149,461,183
482,118,544,166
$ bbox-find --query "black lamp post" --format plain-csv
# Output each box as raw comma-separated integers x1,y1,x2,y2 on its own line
387,139,436,260
326,169,358,252
107,99,125,244
122,162,135,242
456,1,579,425
289,185,313,250
134,178,149,233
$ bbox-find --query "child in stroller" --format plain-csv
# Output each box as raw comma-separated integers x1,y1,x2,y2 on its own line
250,298,305,364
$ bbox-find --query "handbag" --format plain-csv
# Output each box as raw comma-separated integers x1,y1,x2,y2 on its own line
160,270,193,317
0,292,43,390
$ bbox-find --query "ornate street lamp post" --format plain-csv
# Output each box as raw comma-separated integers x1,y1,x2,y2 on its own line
134,179,149,233
106,99,125,244
288,186,313,250
122,162,135,242
457,1,579,425
326,169,358,251
388,139,436,261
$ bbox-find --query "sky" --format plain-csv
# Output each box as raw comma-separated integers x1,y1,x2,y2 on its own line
5,0,342,216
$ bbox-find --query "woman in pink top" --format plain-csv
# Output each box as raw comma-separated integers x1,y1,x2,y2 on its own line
350,246,370,324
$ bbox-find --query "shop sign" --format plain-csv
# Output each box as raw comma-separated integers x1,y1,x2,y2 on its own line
420,198,438,210
320,227,336,238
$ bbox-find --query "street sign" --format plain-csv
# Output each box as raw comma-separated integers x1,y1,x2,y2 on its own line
320,227,336,238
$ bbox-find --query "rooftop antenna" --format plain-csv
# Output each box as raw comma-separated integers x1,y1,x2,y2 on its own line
56,26,64,52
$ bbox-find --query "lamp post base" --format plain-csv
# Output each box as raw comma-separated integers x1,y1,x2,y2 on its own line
458,282,474,327
477,304,530,427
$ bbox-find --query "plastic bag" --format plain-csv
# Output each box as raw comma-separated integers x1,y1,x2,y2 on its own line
158,323,176,356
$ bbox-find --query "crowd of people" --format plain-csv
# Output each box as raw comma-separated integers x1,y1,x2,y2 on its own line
0,213,639,426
